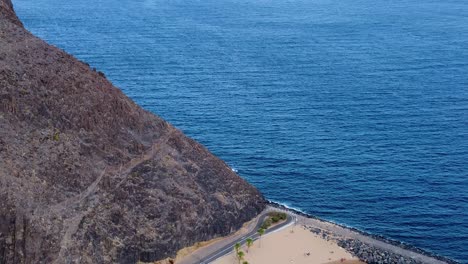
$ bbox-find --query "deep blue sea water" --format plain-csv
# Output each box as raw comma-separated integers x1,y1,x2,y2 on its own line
13,0,468,262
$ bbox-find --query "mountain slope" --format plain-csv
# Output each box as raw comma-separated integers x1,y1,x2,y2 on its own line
0,0,265,263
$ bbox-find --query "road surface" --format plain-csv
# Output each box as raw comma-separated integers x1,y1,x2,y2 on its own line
198,211,294,263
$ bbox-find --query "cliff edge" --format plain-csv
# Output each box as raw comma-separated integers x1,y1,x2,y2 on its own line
0,0,265,263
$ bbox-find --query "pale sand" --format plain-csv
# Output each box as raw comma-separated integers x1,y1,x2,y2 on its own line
175,214,265,264
212,225,363,264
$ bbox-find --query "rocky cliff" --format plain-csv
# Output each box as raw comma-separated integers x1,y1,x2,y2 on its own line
0,0,265,263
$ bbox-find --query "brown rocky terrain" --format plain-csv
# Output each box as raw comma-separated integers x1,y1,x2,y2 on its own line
0,0,265,263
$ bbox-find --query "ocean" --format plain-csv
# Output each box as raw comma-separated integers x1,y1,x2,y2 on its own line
13,0,468,262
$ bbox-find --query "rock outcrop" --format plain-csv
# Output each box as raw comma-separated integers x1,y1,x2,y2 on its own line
0,0,265,263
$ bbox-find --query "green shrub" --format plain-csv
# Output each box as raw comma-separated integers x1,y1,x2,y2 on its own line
52,131,60,141
268,212,287,221
261,218,272,229
278,212,287,220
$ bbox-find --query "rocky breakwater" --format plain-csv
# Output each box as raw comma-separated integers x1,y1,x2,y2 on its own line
304,226,459,264
304,221,459,264
337,239,421,264
0,0,265,263
305,226,421,264
267,202,459,264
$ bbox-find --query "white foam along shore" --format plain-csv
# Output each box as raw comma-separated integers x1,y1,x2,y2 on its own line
266,201,458,264
177,202,458,264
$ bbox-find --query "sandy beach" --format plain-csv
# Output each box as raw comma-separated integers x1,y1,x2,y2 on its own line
173,206,452,264
212,224,363,264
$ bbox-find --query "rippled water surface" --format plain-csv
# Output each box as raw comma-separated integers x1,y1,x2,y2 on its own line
13,0,468,262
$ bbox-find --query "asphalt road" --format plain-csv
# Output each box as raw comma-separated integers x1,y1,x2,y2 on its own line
198,212,295,264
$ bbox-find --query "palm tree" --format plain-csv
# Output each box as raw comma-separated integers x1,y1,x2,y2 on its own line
257,228,265,247
246,238,253,253
237,250,245,264
234,242,241,254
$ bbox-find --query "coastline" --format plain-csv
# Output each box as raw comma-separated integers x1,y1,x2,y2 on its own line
5,0,468,262
174,201,460,264
212,222,363,264
267,201,460,264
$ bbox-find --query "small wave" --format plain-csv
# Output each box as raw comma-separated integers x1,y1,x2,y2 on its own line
268,200,307,214
231,167,238,173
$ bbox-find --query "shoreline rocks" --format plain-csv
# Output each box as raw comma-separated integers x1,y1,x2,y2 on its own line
268,201,459,264
337,238,421,264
